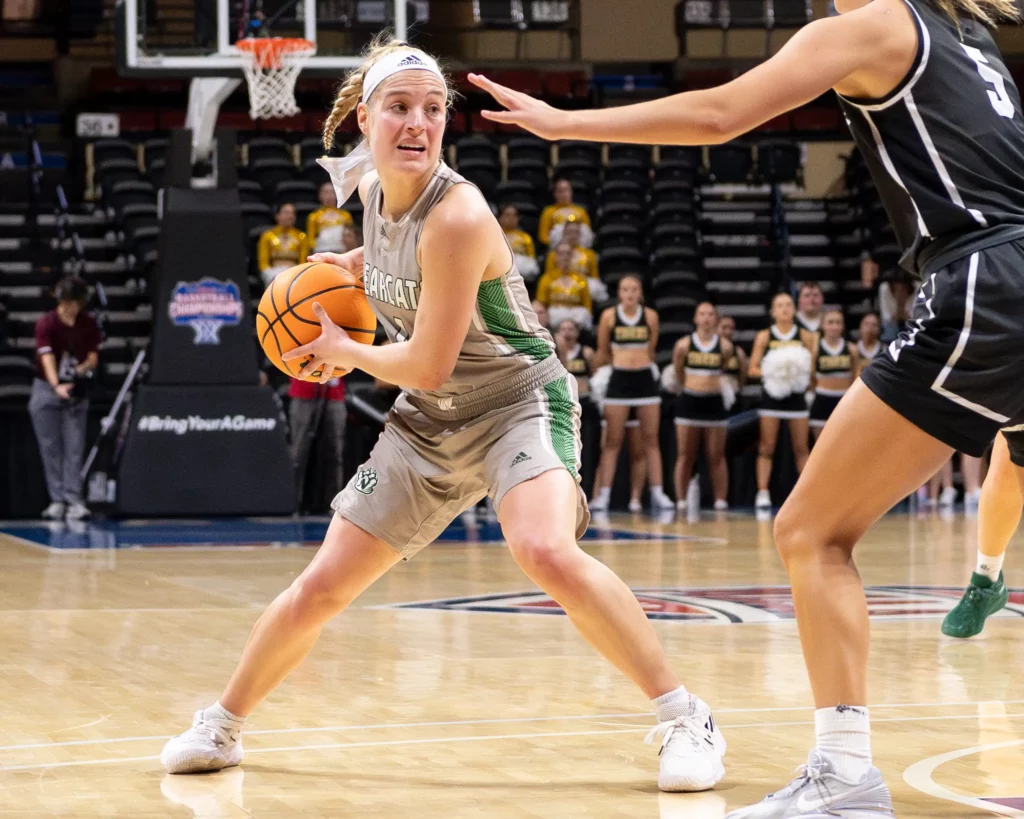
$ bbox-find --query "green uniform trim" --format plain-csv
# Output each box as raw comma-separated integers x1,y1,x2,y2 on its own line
477,278,552,361
543,376,579,478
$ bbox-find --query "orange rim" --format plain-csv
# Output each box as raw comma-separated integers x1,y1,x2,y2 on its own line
236,37,315,69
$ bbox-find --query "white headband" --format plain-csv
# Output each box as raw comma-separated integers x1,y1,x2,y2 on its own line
317,49,444,206
361,48,444,103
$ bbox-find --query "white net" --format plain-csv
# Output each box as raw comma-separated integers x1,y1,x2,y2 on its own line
237,39,316,120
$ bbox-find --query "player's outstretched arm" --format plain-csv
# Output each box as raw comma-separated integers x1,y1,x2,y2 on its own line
469,3,902,145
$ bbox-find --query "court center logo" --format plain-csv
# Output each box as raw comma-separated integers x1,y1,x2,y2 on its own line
168,278,244,344
354,467,379,494
378,585,1024,624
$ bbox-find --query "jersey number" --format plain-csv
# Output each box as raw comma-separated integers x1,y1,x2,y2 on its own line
962,44,1015,120
392,316,410,343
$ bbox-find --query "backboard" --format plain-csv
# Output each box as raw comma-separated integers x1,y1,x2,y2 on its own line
115,0,421,78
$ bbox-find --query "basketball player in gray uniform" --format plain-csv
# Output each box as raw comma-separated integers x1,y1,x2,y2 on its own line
161,41,726,792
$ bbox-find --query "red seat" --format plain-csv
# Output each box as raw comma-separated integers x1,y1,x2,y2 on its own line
470,112,498,134
116,110,159,132
544,70,587,99
159,109,187,129
757,113,791,133
791,108,841,132
493,70,544,96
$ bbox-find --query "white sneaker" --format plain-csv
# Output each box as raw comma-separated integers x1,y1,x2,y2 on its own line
939,486,957,507
628,499,643,513
65,502,91,521
676,499,687,512
41,502,65,520
651,491,676,511
647,697,726,792
725,749,893,817
965,488,982,507
713,500,729,511
589,494,609,512
161,709,245,774
755,490,772,510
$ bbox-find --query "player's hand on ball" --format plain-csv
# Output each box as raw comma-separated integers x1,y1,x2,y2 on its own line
281,302,353,384
308,248,362,277
468,73,569,140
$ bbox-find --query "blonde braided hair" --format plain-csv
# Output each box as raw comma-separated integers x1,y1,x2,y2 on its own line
321,34,452,153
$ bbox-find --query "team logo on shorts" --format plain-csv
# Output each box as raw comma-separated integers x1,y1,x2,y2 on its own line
354,467,379,494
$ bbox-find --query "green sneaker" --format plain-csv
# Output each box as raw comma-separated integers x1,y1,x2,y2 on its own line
941,572,1009,638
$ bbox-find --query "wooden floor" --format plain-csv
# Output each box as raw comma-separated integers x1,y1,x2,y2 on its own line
1,510,1022,818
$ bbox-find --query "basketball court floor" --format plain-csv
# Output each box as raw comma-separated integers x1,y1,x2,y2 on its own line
1,509,1022,818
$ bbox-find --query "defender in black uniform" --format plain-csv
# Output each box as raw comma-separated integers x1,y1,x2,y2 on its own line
473,0,1024,812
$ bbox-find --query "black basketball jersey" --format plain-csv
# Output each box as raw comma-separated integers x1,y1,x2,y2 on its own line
837,0,1024,274
611,304,650,349
684,333,723,375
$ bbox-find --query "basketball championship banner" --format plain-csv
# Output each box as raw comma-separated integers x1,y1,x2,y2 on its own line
117,385,294,516
149,185,258,386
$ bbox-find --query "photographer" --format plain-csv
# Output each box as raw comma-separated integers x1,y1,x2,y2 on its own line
29,276,100,521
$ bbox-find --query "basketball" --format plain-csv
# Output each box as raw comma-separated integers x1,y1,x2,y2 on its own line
256,262,377,382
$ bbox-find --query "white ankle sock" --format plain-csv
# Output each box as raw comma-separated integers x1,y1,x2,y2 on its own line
976,551,1004,582
596,487,611,503
207,702,247,725
650,485,667,499
653,686,692,722
815,706,872,783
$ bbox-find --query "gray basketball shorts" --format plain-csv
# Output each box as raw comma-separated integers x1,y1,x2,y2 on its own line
333,374,590,559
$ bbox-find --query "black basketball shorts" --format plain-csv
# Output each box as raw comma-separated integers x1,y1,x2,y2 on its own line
861,240,1024,465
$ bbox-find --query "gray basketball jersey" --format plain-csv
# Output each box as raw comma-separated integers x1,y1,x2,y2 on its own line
361,163,556,405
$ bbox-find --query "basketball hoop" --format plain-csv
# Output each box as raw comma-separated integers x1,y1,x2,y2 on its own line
236,37,316,120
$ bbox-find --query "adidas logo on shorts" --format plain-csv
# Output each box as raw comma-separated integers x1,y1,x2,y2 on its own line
510,451,532,467
397,54,424,66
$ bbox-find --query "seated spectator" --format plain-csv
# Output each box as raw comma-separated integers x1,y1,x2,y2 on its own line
29,276,100,521
306,182,354,254
878,268,917,341
498,205,539,280
539,178,592,246
544,220,606,302
536,242,593,330
544,221,598,279
257,203,306,287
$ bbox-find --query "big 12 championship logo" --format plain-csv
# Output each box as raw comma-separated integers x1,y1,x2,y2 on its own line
168,278,244,344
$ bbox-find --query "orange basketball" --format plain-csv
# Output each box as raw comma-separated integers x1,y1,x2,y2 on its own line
256,262,377,382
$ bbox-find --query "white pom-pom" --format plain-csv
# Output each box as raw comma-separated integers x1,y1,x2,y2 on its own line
589,365,613,411
549,305,593,331
720,376,737,410
515,253,540,281
587,276,608,303
660,364,681,394
761,346,812,399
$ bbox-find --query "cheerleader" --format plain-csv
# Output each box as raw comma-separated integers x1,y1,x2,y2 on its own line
749,292,815,509
856,312,882,376
717,314,748,411
554,318,594,398
672,302,733,511
590,275,673,512
809,309,860,441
